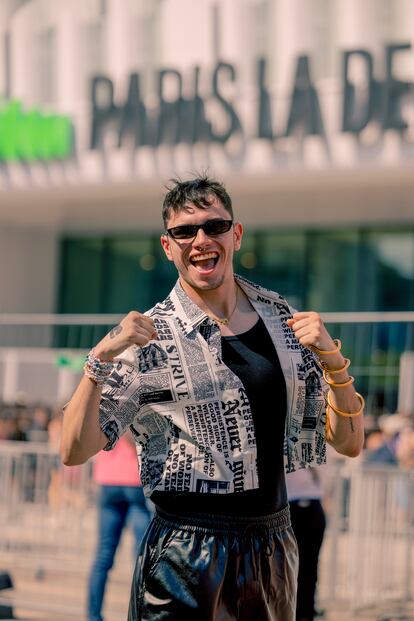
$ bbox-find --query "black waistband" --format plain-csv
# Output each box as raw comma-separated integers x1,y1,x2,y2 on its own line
154,504,291,535
290,498,322,505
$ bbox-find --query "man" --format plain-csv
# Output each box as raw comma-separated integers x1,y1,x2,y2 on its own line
61,175,364,621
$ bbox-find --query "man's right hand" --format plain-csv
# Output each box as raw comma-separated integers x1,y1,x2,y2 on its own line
94,311,158,361
61,310,157,466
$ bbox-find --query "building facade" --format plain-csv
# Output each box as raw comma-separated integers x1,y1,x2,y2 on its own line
1,0,414,314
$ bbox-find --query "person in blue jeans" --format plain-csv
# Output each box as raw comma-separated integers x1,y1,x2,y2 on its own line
87,433,152,621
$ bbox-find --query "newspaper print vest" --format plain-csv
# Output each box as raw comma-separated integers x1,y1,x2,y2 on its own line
99,275,327,497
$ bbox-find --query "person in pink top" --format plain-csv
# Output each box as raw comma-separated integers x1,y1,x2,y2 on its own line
88,432,152,621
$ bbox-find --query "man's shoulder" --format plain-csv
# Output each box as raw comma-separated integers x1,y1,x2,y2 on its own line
145,295,180,322
144,282,201,334
144,286,177,318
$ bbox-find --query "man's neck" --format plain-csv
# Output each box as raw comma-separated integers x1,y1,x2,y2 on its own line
178,275,258,335
178,274,237,318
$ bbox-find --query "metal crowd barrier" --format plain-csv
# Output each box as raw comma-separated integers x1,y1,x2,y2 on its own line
0,441,413,619
318,462,414,619
0,440,97,573
347,464,414,619
0,441,134,619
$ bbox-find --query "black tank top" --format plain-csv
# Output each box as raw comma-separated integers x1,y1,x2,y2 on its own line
152,317,288,516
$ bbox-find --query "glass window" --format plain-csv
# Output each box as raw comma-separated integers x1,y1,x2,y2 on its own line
234,231,259,279
104,238,153,313
306,230,360,311
152,237,179,300
360,230,414,311
59,239,104,313
104,237,176,313
59,227,414,315
253,231,307,310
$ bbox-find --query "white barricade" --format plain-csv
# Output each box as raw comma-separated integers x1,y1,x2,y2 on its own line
1,441,413,619
347,465,414,617
0,441,135,619
0,440,97,572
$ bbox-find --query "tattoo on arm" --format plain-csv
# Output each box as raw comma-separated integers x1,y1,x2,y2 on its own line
109,325,123,339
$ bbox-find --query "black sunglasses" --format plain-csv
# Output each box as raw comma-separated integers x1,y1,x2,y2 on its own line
166,219,233,240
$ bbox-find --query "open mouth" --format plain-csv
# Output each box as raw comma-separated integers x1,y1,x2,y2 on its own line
189,251,219,272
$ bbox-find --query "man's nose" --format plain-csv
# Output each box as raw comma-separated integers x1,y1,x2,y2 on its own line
193,226,210,245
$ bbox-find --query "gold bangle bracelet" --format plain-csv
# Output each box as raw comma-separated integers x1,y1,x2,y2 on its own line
323,372,355,388
326,391,365,418
309,338,342,356
320,357,351,375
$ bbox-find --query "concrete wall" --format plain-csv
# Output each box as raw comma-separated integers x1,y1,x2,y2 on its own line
0,225,58,313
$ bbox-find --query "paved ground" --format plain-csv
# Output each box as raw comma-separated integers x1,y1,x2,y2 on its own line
0,562,397,621
1,541,413,621
0,561,127,621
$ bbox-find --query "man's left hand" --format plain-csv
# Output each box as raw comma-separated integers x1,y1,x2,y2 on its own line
287,312,335,352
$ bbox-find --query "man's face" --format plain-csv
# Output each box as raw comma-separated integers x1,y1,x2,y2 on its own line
160,197,242,293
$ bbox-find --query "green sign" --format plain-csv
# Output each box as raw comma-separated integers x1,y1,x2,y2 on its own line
55,354,85,372
0,99,73,162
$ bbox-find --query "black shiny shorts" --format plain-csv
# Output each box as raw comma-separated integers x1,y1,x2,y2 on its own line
128,505,298,621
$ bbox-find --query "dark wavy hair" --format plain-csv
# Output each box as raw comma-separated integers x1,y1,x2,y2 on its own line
162,175,233,228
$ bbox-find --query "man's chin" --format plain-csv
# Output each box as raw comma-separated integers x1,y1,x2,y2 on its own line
180,273,224,292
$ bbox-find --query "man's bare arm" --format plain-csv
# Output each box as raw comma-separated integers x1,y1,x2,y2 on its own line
60,376,108,465
60,311,157,466
287,311,364,458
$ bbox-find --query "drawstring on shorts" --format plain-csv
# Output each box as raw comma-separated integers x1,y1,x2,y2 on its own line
241,522,274,602
129,504,296,621
155,505,290,606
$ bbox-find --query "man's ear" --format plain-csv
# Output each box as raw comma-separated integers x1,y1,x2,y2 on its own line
233,222,243,251
160,234,174,261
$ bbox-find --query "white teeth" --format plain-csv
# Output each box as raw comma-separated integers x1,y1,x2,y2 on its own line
191,252,218,262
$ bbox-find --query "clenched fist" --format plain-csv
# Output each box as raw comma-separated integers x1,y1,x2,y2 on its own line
287,311,336,353
94,311,158,361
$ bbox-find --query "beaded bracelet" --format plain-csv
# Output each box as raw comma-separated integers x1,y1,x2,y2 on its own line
84,349,114,386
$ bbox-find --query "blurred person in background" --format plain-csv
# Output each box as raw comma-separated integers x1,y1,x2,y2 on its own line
396,418,414,469
14,407,32,440
0,401,51,441
47,411,86,511
287,466,327,621
8,399,31,439
47,412,66,510
88,431,152,621
61,176,365,621
361,413,384,452
394,418,414,521
364,413,409,465
27,404,51,442
0,411,26,441
364,427,385,452
47,410,64,451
